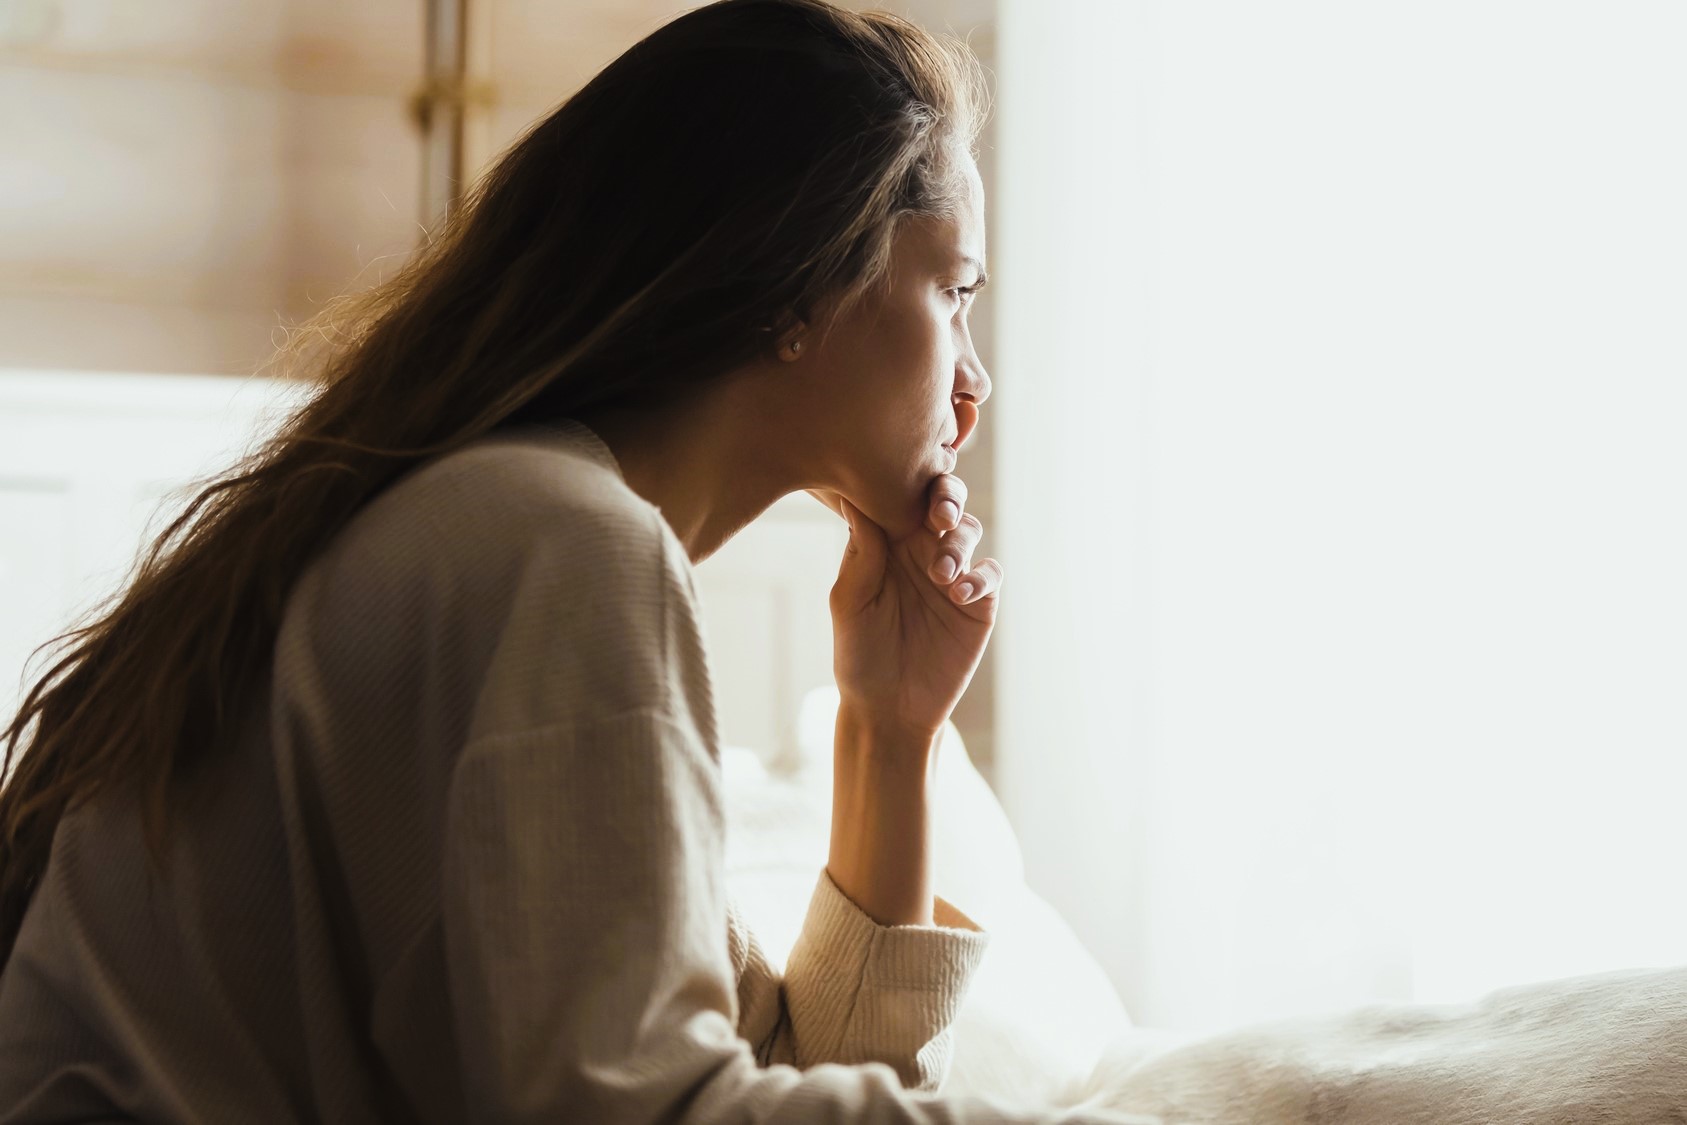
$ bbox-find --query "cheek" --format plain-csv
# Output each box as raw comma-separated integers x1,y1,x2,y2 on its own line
874,329,949,414
829,309,948,448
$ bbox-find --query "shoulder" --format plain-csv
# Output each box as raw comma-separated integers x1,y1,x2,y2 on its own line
391,427,658,558
280,426,710,734
322,426,681,601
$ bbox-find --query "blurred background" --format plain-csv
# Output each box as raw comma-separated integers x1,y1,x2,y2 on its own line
2,0,1684,1034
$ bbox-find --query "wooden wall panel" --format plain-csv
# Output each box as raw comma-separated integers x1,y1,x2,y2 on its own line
0,0,423,376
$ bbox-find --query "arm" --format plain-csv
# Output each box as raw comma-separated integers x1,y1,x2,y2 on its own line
737,706,989,1094
827,703,939,927
751,485,1000,1090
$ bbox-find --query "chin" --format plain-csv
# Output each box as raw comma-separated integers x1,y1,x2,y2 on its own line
847,451,946,539
895,493,931,539
890,464,943,536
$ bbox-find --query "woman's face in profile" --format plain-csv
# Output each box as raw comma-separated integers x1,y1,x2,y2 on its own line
796,159,991,537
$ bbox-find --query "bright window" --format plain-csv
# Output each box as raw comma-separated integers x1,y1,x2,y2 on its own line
995,1,1687,1030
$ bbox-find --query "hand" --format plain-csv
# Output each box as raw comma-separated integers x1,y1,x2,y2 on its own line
823,475,1003,741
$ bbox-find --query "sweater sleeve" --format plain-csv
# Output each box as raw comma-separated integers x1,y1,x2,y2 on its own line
732,867,990,1093
439,709,1133,1124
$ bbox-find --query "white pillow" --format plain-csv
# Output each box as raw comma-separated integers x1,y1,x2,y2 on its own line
722,686,1134,1103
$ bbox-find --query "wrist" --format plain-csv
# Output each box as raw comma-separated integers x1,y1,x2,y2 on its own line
835,700,941,768
828,703,938,926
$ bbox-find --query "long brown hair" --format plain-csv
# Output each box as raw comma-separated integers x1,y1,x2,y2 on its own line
0,0,990,968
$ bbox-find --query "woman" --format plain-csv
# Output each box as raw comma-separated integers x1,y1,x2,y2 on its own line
0,2,1115,1121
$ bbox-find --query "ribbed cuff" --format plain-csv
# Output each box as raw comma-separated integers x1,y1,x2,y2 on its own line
796,867,991,997
781,868,990,1087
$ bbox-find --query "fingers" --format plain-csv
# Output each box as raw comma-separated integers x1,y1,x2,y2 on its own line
927,474,970,532
916,473,1004,607
928,512,982,586
948,557,1003,605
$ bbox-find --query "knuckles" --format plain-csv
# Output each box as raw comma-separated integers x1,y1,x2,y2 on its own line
939,512,983,542
931,473,969,503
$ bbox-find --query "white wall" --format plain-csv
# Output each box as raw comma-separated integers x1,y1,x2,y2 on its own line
0,371,314,732
994,0,1687,1031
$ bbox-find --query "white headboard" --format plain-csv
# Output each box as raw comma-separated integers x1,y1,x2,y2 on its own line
0,369,845,774
689,495,848,773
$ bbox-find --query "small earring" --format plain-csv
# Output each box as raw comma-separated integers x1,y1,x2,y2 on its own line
788,339,802,356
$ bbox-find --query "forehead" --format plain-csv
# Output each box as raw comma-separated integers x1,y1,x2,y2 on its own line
957,167,986,250
900,167,986,268
948,160,986,248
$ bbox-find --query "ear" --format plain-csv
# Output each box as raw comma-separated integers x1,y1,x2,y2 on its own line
765,317,801,347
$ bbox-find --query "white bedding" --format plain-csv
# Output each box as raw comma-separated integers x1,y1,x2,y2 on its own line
729,688,1687,1123
1064,964,1687,1123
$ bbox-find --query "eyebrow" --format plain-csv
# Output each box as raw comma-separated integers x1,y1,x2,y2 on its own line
961,256,989,289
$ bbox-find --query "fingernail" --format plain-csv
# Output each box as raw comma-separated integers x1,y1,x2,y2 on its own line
935,557,958,582
953,581,974,601
936,500,960,527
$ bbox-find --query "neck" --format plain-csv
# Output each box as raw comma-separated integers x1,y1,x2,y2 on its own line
572,386,794,566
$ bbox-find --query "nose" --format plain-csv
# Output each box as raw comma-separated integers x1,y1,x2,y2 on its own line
957,359,990,408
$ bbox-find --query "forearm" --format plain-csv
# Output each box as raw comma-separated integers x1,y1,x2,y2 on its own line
826,703,940,927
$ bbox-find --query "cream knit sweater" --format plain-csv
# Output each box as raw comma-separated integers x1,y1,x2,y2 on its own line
0,419,1128,1123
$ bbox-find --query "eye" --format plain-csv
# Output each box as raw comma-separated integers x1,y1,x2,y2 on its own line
948,283,982,305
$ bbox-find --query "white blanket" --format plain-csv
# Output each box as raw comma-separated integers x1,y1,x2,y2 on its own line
1062,964,1687,1124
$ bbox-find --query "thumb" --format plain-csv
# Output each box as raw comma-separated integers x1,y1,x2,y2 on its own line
832,496,887,608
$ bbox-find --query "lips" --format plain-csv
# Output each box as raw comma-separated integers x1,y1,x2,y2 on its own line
950,401,981,452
